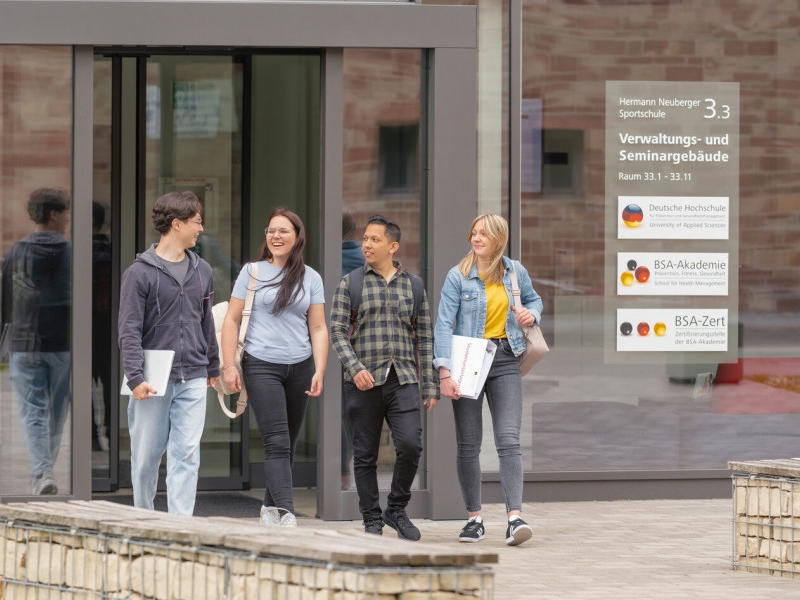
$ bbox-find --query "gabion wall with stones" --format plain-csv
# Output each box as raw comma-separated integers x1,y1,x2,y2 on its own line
732,473,800,578
0,518,493,599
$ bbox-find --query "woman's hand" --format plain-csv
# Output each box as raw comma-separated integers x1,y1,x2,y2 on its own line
511,305,536,327
306,371,324,397
222,365,241,393
440,376,462,400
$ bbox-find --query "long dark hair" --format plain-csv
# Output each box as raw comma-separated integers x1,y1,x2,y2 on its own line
254,207,307,315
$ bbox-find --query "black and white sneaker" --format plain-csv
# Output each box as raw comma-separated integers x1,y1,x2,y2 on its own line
505,516,532,546
458,516,485,543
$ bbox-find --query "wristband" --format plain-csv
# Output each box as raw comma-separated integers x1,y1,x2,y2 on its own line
222,364,237,371
440,376,451,381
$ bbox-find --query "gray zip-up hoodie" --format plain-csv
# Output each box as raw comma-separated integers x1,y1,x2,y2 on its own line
118,244,220,392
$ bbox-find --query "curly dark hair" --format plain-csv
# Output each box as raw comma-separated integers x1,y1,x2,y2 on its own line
28,188,70,224
152,191,202,235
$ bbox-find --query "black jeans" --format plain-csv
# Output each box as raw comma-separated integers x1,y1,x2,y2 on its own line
243,352,313,513
344,367,423,520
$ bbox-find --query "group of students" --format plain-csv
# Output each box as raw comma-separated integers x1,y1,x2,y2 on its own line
118,191,542,547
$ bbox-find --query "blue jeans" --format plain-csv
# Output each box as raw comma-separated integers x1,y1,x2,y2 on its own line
243,352,313,514
344,367,423,520
451,339,523,514
127,377,207,515
10,352,71,482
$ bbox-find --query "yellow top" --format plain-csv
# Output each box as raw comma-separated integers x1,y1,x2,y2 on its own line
481,274,508,339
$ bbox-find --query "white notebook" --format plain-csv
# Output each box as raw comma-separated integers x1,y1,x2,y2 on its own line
120,349,175,396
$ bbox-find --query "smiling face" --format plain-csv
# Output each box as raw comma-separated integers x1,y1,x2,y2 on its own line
177,212,203,249
266,214,298,264
469,218,497,262
362,223,398,270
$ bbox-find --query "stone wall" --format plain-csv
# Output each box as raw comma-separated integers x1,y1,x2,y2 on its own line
731,460,800,578
0,500,495,599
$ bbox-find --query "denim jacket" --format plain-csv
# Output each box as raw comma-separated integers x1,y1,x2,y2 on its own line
433,256,543,371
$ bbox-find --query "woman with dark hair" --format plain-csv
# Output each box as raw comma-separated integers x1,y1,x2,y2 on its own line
220,207,328,526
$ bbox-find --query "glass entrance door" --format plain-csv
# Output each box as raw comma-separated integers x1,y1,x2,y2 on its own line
141,55,246,488
93,50,321,494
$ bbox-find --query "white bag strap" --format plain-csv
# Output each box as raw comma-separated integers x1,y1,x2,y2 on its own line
509,262,525,313
217,262,258,418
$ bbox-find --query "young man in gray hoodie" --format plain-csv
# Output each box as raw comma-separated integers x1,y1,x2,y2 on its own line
118,191,220,515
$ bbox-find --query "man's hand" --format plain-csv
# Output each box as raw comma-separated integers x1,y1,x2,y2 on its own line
208,376,220,389
353,369,375,391
422,397,438,412
132,381,158,401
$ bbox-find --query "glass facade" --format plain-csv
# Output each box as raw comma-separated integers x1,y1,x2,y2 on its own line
8,0,799,504
517,0,800,474
0,46,74,496
341,48,426,491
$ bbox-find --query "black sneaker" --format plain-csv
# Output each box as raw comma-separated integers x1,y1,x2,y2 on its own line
363,517,384,535
383,507,421,541
505,516,532,546
458,516,485,543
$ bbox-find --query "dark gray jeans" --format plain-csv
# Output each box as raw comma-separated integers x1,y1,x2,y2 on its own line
451,338,523,514
243,352,314,513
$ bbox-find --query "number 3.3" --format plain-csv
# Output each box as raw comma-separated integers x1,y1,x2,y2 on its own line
704,98,731,119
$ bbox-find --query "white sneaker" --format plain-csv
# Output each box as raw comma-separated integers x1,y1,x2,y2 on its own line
278,508,297,527
259,505,280,525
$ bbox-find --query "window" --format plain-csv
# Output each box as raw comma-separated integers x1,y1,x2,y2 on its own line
378,124,419,194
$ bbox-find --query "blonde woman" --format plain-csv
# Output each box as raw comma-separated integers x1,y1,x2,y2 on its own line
433,214,542,546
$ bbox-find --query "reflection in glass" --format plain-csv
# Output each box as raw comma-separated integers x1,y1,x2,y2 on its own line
92,56,113,480
2,190,72,495
0,46,73,496
342,48,425,491
139,55,244,483
518,0,800,474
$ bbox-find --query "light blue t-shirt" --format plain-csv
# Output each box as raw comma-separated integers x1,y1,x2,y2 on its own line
231,261,325,364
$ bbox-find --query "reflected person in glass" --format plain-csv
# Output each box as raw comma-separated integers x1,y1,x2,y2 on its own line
1,188,72,495
433,213,542,546
340,209,365,491
221,208,328,527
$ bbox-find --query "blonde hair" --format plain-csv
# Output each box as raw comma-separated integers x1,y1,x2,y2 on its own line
458,213,508,284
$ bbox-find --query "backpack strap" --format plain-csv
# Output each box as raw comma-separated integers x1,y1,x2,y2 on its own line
408,272,424,332
347,264,367,338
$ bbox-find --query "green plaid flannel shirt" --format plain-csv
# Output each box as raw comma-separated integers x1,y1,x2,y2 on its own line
330,262,438,398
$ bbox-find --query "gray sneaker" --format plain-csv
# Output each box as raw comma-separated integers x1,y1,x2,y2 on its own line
32,475,57,495
259,505,280,525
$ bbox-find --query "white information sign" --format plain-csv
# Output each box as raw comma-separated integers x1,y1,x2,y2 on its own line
617,196,729,240
616,252,728,296
616,308,728,352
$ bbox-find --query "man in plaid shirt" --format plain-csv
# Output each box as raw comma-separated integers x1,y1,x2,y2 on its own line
330,215,438,540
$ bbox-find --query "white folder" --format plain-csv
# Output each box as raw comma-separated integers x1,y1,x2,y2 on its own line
450,336,497,400
120,349,175,396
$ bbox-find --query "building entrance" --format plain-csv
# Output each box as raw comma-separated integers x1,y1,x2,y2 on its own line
91,50,321,494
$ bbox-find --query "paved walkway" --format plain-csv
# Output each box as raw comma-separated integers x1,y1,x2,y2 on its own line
288,497,798,599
